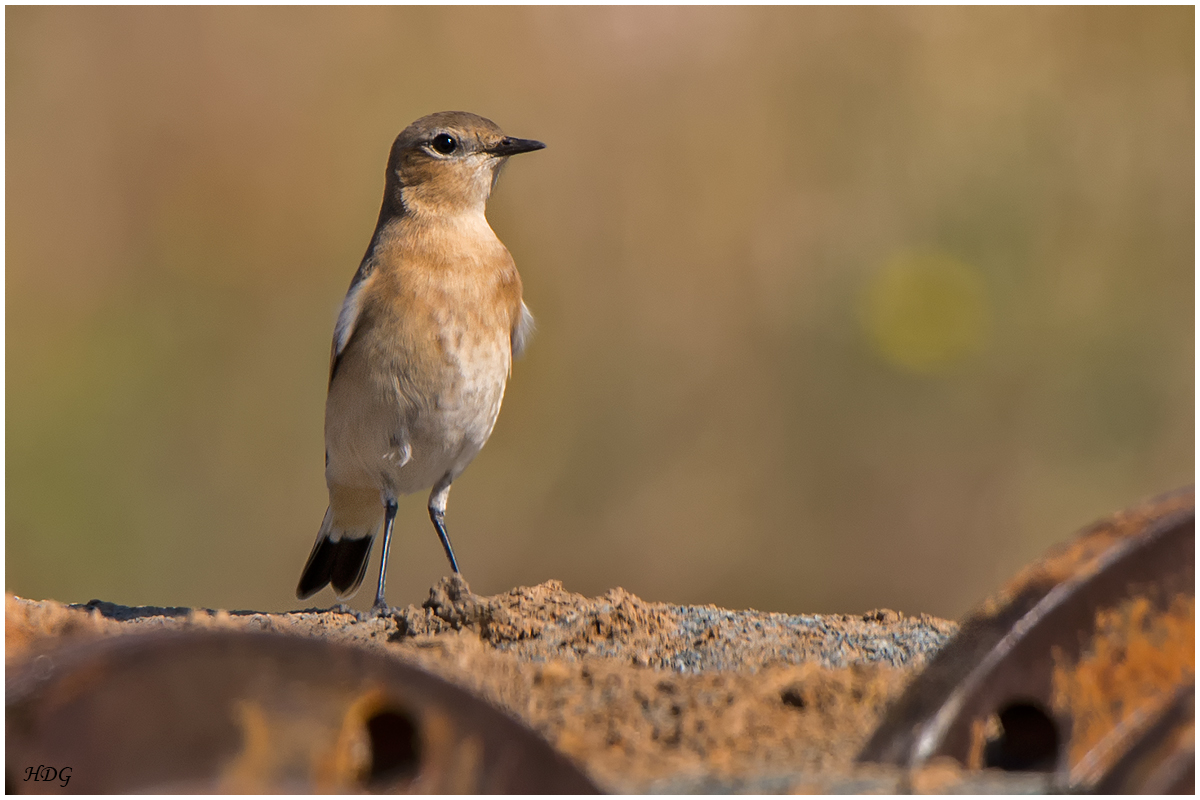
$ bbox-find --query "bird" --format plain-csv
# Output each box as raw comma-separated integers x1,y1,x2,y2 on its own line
296,111,544,612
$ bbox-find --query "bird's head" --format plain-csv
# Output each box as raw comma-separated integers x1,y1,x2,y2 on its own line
383,111,544,219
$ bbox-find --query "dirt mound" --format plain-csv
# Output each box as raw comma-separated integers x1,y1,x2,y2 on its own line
7,578,958,792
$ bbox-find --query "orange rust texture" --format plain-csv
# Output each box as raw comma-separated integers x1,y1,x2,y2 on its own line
965,716,989,770
1052,592,1195,770
905,755,967,794
980,489,1193,618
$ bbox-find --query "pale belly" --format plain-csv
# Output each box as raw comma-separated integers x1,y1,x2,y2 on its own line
324,332,511,500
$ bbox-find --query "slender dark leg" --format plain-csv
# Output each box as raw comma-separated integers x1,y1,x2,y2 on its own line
428,477,460,574
429,507,461,573
373,499,399,612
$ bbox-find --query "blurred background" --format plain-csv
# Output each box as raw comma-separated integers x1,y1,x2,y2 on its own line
7,7,1193,619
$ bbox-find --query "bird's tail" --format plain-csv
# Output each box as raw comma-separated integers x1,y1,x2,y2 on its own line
296,507,377,600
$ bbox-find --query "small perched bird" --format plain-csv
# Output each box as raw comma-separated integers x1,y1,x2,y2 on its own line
296,111,544,611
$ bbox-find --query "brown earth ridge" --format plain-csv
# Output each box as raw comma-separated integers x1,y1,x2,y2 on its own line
9,577,973,792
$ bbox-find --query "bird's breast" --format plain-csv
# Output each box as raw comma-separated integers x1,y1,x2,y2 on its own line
378,259,516,441
324,215,522,494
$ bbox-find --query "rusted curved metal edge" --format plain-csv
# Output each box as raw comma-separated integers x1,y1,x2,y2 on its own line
1088,682,1194,793
7,630,600,794
857,486,1194,794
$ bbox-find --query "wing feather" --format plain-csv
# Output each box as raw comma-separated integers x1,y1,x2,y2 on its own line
329,259,374,385
512,301,535,359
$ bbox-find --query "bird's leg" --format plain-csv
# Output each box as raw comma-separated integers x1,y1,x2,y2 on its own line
428,477,460,574
372,498,399,613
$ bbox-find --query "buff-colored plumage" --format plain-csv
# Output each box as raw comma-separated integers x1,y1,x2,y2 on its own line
297,112,543,611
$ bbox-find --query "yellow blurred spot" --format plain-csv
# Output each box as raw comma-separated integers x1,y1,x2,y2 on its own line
859,252,990,374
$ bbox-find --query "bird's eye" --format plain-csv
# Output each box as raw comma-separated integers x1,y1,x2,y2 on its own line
431,134,458,155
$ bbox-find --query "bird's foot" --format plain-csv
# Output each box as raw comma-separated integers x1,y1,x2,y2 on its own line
330,603,368,622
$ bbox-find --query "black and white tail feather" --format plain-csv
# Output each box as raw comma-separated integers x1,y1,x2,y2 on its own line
295,508,378,600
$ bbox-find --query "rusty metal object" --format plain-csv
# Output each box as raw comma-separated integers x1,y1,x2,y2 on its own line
6,631,599,793
858,487,1195,793
1090,683,1194,794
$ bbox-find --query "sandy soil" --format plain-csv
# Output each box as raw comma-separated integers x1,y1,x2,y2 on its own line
8,577,961,792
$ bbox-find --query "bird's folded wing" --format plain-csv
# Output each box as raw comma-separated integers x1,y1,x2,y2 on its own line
329,259,375,385
512,300,535,359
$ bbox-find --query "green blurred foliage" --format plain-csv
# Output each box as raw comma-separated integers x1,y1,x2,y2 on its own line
6,7,1194,618
860,252,989,373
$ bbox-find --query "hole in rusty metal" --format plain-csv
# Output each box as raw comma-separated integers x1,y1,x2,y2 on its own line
365,709,421,786
984,702,1059,772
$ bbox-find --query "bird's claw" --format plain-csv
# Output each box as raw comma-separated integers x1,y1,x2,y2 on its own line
330,603,368,622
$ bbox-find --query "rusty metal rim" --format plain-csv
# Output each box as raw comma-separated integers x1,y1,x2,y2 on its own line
906,507,1191,767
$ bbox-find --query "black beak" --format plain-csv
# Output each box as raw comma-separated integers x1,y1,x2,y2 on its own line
488,136,546,157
